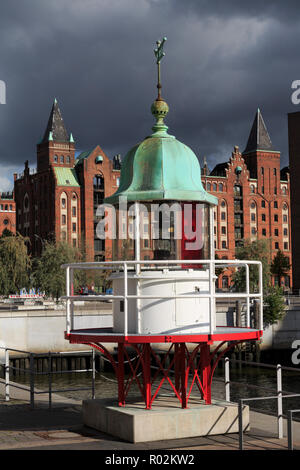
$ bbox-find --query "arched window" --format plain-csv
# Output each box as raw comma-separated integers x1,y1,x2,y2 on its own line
60,155,64,164
207,182,211,191
219,183,223,192
250,184,255,193
23,194,29,211
213,183,217,192
94,174,104,190
282,186,287,195
54,155,58,163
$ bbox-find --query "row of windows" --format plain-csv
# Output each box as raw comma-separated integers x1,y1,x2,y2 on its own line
61,223,77,234
62,209,77,224
250,184,287,195
261,167,277,176
54,155,71,164
214,241,227,249
206,181,287,196
0,204,13,211
206,182,224,192
61,194,78,208
216,238,289,251
253,213,289,223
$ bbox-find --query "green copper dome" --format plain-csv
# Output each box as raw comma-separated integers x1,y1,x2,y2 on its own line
104,100,217,206
105,37,217,206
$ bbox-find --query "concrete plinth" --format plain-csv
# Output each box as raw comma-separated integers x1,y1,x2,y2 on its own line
82,396,249,443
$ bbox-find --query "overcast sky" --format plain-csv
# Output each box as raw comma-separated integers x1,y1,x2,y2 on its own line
0,0,300,191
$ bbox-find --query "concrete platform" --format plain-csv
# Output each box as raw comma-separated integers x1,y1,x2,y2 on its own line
82,396,249,443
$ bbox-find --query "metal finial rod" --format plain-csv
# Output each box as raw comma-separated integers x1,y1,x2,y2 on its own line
154,37,167,100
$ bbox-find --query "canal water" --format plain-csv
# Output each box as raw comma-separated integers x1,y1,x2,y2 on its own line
13,360,300,417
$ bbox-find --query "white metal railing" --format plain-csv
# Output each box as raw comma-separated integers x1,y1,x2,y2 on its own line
222,358,300,450
61,259,263,336
0,346,96,409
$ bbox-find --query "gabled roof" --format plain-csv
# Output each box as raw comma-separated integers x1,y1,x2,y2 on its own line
210,162,228,177
75,150,93,166
41,98,69,143
243,108,274,153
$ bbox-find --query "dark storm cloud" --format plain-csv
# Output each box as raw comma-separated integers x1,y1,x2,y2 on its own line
0,0,299,189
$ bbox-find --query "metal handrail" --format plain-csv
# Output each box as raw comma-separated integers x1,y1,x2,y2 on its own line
62,259,263,336
0,346,96,409
238,394,300,450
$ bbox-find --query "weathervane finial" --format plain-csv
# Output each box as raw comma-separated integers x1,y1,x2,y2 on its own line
154,36,167,100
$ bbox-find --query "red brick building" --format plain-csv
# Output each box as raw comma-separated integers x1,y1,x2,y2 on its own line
14,99,121,261
203,109,292,289
12,102,292,286
0,192,16,236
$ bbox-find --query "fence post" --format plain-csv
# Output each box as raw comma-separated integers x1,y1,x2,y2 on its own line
225,357,230,402
288,411,293,451
5,349,9,402
277,364,283,439
48,352,52,410
92,349,95,399
239,399,244,450
30,353,35,409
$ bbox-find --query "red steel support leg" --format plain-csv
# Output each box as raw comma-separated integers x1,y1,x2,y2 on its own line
200,344,212,405
174,344,181,395
117,343,125,407
143,344,152,409
179,343,187,409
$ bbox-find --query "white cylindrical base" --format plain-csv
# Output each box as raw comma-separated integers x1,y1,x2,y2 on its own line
111,269,213,335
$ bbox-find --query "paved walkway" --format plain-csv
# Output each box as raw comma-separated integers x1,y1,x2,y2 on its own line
0,381,300,451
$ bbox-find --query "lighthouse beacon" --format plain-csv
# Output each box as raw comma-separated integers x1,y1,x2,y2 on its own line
63,38,263,443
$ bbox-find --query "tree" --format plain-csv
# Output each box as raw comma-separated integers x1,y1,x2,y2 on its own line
0,232,31,295
33,241,81,301
232,238,286,326
232,238,271,293
264,286,286,326
270,249,290,287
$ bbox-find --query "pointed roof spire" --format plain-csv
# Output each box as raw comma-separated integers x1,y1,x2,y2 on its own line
41,98,69,143
243,108,273,153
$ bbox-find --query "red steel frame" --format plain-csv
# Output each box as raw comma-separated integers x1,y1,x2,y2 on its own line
66,329,262,409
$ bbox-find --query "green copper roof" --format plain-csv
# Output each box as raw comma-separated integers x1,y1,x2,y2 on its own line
53,167,80,187
104,38,217,206
104,127,217,205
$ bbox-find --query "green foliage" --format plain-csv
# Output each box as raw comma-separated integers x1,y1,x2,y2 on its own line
0,232,31,295
232,239,271,292
270,249,290,286
33,241,81,301
232,238,286,326
264,286,286,326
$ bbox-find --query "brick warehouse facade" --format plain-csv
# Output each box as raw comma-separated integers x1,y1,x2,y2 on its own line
14,99,121,261
12,102,292,286
205,108,292,289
